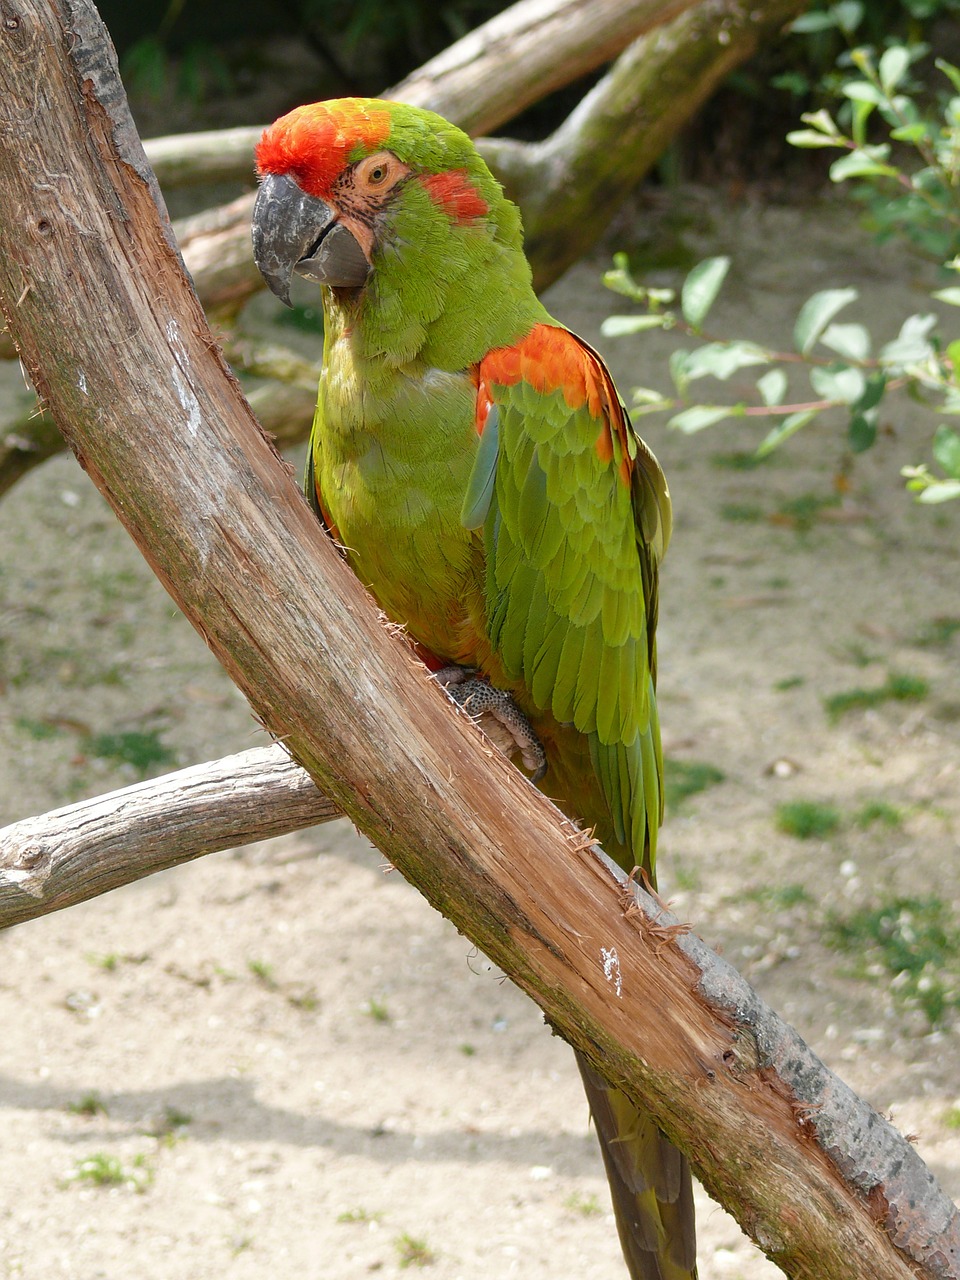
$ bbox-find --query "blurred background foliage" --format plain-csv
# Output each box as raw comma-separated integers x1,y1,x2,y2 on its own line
103,0,960,164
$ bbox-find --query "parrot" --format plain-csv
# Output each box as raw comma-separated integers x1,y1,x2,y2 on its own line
251,98,695,1280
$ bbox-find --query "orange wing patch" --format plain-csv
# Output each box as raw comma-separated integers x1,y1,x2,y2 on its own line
480,324,633,486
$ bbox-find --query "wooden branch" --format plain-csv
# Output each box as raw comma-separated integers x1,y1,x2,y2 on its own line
384,0,700,136
144,124,263,189
0,404,65,498
137,0,700,193
481,0,809,284
0,746,339,926
1,4,958,1276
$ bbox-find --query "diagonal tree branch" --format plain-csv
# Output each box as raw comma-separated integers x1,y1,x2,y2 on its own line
0,3,957,1277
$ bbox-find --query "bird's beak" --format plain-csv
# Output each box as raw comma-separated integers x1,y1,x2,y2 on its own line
251,172,370,305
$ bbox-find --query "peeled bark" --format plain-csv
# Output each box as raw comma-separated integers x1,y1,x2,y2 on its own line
0,3,957,1275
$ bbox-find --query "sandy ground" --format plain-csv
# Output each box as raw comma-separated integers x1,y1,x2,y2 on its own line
1,188,958,1280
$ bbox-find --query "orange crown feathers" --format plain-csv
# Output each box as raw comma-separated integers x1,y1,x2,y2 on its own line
255,100,392,200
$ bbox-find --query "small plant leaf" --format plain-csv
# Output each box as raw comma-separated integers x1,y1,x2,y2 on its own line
600,314,668,336
879,46,911,96
933,287,960,306
630,386,671,406
854,372,887,413
756,409,819,458
890,121,930,144
832,0,863,34
757,368,788,406
842,81,885,106
800,108,841,136
936,57,960,97
669,349,691,395
681,256,730,328
917,479,960,503
932,424,960,478
820,321,871,360
880,313,937,367
682,341,769,382
848,410,877,453
810,364,866,404
790,10,840,32
668,405,737,433
794,287,859,354
786,129,845,149
829,150,898,181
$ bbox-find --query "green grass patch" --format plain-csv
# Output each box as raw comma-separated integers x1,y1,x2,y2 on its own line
664,759,725,811
719,503,764,523
395,1233,436,1268
774,492,841,532
247,959,277,989
15,715,63,741
824,672,929,721
86,730,175,774
563,1191,602,1217
774,675,805,691
743,882,814,910
65,1152,153,1192
826,897,960,1028
915,616,960,647
776,801,841,840
338,1207,382,1225
364,997,391,1024
711,450,764,471
144,1105,192,1140
943,1106,960,1129
67,1092,108,1118
855,801,904,830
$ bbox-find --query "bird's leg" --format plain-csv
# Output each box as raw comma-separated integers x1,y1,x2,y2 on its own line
434,667,547,782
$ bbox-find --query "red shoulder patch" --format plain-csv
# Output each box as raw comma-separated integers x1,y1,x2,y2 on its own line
256,99,392,200
480,324,633,485
420,171,489,223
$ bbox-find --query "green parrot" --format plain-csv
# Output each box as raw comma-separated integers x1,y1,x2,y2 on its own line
252,98,694,1280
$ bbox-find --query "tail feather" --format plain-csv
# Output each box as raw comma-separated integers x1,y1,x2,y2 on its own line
576,1051,698,1280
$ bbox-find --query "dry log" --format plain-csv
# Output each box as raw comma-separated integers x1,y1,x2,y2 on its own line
1,2,958,1276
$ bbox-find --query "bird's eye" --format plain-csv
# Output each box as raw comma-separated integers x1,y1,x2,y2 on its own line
369,165,387,184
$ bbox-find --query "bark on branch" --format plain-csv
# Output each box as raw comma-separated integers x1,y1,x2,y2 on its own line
0,747,338,923
0,3,957,1277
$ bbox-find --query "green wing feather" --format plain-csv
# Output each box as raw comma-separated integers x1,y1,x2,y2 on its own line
476,328,670,873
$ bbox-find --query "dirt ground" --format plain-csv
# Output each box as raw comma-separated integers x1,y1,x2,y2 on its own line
1,181,958,1279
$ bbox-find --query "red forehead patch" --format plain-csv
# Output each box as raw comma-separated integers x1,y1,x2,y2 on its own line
255,100,392,199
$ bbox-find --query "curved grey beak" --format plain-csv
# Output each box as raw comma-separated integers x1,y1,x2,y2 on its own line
251,172,370,305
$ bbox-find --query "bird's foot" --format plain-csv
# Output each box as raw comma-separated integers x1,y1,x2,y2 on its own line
435,667,547,782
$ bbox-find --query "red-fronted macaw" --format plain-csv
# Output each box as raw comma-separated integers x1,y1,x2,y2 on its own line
252,98,694,1280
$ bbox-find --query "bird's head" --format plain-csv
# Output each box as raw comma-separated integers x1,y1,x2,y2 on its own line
252,98,513,307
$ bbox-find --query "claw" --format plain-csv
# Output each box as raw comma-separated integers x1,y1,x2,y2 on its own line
435,667,547,782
